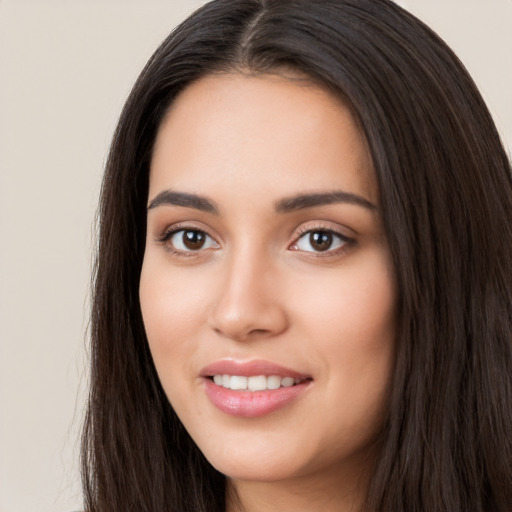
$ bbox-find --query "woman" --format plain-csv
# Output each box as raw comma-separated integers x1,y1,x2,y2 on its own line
81,0,512,510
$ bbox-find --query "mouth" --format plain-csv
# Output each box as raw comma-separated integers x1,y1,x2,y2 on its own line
210,374,307,391
200,360,312,417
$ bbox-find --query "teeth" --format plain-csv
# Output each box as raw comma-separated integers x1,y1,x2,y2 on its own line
213,374,305,391
230,376,248,390
281,377,294,387
267,375,281,390
248,375,267,391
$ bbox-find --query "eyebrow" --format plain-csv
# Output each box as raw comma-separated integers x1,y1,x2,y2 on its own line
147,189,377,214
147,190,219,214
274,190,377,213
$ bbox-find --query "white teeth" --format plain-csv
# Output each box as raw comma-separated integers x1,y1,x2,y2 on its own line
281,377,295,387
248,375,267,391
267,375,281,390
213,374,305,391
230,375,248,390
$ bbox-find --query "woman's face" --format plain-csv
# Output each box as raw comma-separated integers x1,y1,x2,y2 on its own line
140,73,395,488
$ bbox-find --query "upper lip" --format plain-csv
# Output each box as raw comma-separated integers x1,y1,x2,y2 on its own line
200,359,311,379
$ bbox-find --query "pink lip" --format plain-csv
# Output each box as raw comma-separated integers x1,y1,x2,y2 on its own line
200,359,312,418
200,359,310,379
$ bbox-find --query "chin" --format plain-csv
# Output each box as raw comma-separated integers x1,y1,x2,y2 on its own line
193,433,307,482
211,456,302,483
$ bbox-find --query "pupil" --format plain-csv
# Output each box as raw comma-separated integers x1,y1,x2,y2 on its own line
183,230,205,250
310,231,332,251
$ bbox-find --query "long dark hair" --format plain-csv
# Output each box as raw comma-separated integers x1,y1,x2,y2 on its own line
81,1,512,510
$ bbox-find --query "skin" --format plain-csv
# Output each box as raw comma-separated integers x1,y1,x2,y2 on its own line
140,73,396,512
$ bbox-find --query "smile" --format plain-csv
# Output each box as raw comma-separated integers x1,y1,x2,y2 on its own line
200,360,312,417
212,374,305,391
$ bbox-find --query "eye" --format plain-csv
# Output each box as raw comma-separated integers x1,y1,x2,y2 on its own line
166,229,218,253
291,229,350,254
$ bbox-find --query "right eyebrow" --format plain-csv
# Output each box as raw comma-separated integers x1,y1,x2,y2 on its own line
147,190,219,214
274,190,377,213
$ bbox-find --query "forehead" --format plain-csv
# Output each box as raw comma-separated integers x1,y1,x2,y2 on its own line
149,72,376,205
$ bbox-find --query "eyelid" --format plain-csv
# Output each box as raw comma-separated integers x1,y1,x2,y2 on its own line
155,222,220,256
155,221,217,242
288,221,355,256
152,220,355,257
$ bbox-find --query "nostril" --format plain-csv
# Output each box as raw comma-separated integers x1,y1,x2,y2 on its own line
248,328,270,336
209,293,289,342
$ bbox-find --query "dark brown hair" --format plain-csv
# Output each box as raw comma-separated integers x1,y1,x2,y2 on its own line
82,1,512,510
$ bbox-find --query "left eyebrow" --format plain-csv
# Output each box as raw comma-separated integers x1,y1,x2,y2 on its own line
274,190,377,213
147,190,219,214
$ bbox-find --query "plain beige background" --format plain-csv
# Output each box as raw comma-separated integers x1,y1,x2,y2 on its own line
0,1,510,511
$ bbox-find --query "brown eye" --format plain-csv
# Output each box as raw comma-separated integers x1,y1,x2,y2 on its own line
182,230,206,250
309,231,333,251
293,229,350,254
167,229,218,253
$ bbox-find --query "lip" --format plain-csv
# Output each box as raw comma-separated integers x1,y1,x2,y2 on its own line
200,359,310,379
200,359,312,418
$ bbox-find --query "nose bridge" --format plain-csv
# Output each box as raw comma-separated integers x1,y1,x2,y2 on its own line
209,240,287,340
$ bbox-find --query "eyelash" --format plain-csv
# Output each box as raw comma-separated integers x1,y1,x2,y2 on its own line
156,223,355,258
290,224,354,257
156,224,218,258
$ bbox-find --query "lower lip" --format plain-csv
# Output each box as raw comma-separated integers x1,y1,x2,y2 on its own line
203,378,310,418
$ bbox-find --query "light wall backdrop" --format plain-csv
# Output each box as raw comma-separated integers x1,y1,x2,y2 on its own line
0,1,510,511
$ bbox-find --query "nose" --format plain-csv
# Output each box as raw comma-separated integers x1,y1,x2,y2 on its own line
208,249,289,342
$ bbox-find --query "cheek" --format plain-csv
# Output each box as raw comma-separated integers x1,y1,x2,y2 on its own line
140,255,211,337
139,259,211,387
291,253,396,425
295,251,395,349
